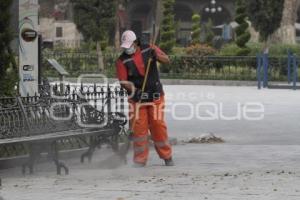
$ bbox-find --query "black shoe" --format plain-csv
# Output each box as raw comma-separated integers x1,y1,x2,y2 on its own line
133,162,146,168
164,157,175,166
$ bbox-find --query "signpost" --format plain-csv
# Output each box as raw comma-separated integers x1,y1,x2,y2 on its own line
19,0,39,96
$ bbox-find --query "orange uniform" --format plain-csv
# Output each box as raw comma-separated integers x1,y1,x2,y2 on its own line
116,45,172,165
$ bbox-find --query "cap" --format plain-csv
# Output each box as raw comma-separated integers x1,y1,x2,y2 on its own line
121,30,137,49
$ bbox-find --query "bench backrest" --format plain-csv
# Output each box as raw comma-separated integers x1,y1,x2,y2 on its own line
0,99,79,139
0,84,128,140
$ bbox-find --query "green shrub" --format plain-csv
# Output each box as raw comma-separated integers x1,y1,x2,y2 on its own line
160,0,176,53
217,42,261,56
235,0,251,55
191,14,201,44
217,42,300,56
269,44,300,56
217,43,240,56
172,47,187,56
204,19,214,45
186,44,216,56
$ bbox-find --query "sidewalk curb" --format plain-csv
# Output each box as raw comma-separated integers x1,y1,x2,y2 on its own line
49,77,260,86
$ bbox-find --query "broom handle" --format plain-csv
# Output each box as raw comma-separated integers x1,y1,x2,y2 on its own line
130,53,153,132
130,24,157,133
140,58,152,98
140,22,157,99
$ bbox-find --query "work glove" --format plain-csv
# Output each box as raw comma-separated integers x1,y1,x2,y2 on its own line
149,48,157,59
132,89,151,102
132,88,142,102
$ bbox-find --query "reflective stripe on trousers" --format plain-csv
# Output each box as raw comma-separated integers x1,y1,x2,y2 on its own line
154,141,170,148
129,95,172,164
132,135,148,142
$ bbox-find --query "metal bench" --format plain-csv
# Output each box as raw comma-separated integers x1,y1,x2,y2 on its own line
0,84,128,175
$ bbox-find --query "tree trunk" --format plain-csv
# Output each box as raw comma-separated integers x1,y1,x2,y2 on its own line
248,21,260,43
271,0,298,44
154,0,163,43
115,11,121,50
114,0,122,50
96,41,104,72
7,46,18,75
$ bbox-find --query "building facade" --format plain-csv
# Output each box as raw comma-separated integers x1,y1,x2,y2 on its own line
10,0,300,49
124,0,235,45
39,18,82,48
123,0,300,45
39,0,82,48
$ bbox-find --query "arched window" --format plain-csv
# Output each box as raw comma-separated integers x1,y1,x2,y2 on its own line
174,3,193,46
174,4,193,22
129,3,152,38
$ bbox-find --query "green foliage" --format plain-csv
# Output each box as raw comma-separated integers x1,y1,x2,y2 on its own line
160,0,176,53
172,47,187,56
217,42,261,56
268,44,300,56
248,0,284,42
191,14,201,44
217,42,300,56
186,44,216,56
204,19,215,45
71,0,116,45
235,0,251,55
0,0,17,96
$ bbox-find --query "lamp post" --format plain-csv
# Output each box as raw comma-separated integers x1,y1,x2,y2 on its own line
205,0,223,14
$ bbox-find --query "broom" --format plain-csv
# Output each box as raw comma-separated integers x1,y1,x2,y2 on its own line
119,25,158,163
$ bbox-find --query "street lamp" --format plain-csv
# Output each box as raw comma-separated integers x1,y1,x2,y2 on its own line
205,0,223,13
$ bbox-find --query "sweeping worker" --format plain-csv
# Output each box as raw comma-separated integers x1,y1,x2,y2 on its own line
116,30,174,167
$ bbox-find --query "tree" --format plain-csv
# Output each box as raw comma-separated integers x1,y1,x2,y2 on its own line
191,14,201,44
271,0,298,44
248,0,284,51
115,0,130,50
160,0,176,53
0,0,17,96
235,0,251,55
205,19,214,45
115,1,122,50
154,0,163,43
71,0,116,71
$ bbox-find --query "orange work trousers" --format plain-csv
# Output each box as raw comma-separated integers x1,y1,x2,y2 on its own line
129,95,172,164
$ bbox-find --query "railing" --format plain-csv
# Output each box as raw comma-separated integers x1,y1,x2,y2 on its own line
162,56,258,80
43,51,117,77
257,52,299,90
43,51,300,81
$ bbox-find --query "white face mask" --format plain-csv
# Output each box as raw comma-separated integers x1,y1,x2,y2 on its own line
124,46,136,55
